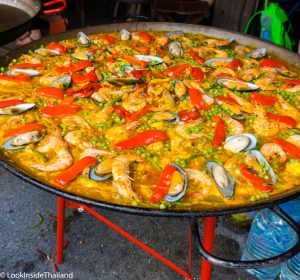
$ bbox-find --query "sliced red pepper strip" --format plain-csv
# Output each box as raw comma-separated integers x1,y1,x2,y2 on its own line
133,32,154,44
134,45,150,54
249,93,278,106
216,96,238,105
125,104,152,123
0,75,30,82
157,48,166,58
67,83,103,98
114,130,168,151
188,88,205,110
227,58,243,70
47,41,67,54
3,123,44,138
212,116,226,147
99,35,114,44
107,53,117,63
178,110,201,123
150,164,176,203
71,70,98,84
239,163,273,193
123,54,147,69
282,80,300,89
35,87,65,99
270,138,300,158
40,104,81,118
0,99,23,108
113,105,131,118
261,58,285,68
266,113,296,128
191,67,204,82
189,49,204,64
11,63,45,69
54,156,98,187
130,70,150,79
61,96,75,105
56,61,92,73
164,64,191,78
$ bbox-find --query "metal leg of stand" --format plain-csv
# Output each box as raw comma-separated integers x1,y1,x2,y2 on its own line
200,217,217,280
56,196,65,264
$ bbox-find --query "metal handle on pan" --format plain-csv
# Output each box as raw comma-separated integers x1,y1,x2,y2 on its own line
190,204,300,268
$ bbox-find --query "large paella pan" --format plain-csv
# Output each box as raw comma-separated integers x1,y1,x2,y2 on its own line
0,22,299,217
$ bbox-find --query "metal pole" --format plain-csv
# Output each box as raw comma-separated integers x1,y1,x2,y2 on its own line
56,196,65,264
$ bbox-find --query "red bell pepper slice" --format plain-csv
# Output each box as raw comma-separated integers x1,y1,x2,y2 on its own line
282,80,300,89
239,163,273,193
164,64,191,78
261,58,285,68
249,93,277,106
125,104,152,123
99,35,114,44
188,88,205,110
134,45,150,55
189,49,204,64
113,106,131,118
54,156,98,187
114,130,168,151
40,104,81,118
123,54,147,69
191,67,204,82
178,110,200,122
266,113,296,128
11,63,45,69
133,32,154,44
61,96,75,105
3,123,44,138
107,53,117,63
130,70,150,79
67,83,103,98
56,61,92,73
216,96,238,105
157,48,166,57
35,87,65,99
0,99,23,108
270,138,300,158
71,70,98,84
47,41,67,54
227,58,243,70
212,116,226,147
150,164,176,203
0,75,30,82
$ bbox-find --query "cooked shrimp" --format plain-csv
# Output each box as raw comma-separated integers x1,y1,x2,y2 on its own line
31,135,73,171
196,47,228,58
153,37,169,48
274,95,300,121
175,119,204,139
234,45,251,56
238,68,260,82
242,58,260,69
185,168,214,187
94,105,114,123
122,89,147,112
105,121,141,142
201,38,230,48
211,68,237,79
285,85,300,93
151,89,175,111
39,72,63,86
222,114,244,135
253,106,279,137
255,77,277,91
260,143,287,164
22,54,42,64
64,130,93,150
174,80,187,98
61,115,92,131
80,148,116,159
227,91,254,114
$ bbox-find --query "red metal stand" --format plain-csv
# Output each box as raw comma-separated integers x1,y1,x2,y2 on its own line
55,196,216,279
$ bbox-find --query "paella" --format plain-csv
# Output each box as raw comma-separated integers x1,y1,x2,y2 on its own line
0,29,299,210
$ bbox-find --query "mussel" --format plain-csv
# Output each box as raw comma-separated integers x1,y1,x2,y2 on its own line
204,58,233,68
245,48,266,58
119,29,131,41
77,31,91,47
50,76,71,89
215,98,245,120
174,79,187,98
216,38,234,47
206,161,234,199
152,112,179,124
3,131,43,150
217,78,259,91
71,51,93,61
165,30,185,40
107,78,142,86
224,133,257,153
275,68,297,78
168,42,183,57
165,163,187,202
6,69,40,77
0,103,35,116
250,150,276,184
134,55,164,65
89,159,113,181
34,48,60,56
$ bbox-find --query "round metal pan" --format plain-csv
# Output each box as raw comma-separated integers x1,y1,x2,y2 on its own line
0,22,299,218
0,0,41,45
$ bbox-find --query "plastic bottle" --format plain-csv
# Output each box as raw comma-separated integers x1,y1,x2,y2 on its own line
280,252,300,280
241,197,300,280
